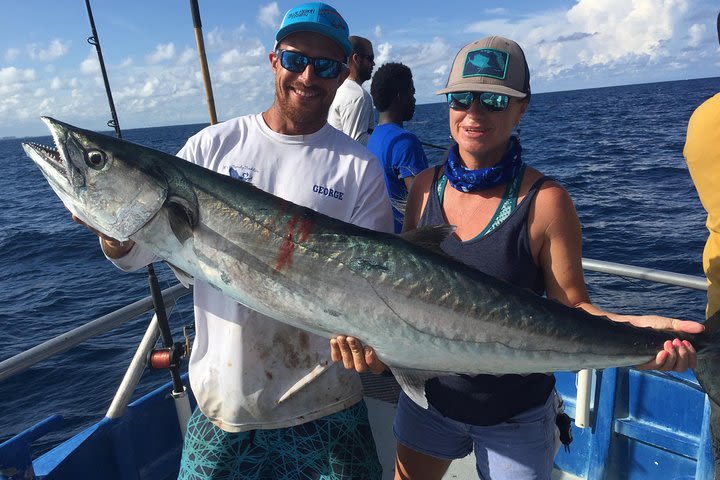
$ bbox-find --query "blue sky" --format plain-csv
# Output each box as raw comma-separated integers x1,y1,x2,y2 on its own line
1,0,718,138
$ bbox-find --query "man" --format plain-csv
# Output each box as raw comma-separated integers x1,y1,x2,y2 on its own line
367,62,428,232
327,35,376,145
88,2,392,478
683,12,720,478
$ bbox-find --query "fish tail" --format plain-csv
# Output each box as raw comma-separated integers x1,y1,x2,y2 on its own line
695,310,720,407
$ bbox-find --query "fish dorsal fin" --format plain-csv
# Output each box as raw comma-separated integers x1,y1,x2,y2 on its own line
399,225,455,255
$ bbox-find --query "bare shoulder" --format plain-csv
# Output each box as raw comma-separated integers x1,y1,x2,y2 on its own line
412,166,438,192
522,166,574,211
403,166,438,232
525,166,580,243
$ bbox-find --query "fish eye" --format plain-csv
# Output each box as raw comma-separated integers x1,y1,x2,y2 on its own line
85,149,107,170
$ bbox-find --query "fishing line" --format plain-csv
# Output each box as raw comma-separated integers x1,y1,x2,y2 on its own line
420,141,448,150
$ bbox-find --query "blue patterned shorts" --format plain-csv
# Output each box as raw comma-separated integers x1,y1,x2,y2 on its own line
177,400,382,479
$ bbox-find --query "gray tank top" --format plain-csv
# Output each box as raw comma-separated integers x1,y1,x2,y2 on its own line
418,166,555,425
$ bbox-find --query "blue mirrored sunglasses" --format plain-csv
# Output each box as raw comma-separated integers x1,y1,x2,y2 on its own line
447,91,510,112
275,49,346,79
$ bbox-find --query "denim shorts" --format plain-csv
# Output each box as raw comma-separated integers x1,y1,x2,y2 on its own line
393,391,558,480
178,400,382,480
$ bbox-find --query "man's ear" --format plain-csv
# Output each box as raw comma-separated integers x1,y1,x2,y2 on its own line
269,50,279,74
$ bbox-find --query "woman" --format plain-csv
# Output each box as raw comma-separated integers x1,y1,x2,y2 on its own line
331,36,700,480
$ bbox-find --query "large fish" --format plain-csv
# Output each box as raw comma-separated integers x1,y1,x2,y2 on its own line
22,117,720,408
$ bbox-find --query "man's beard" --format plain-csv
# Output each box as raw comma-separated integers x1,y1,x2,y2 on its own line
277,80,330,126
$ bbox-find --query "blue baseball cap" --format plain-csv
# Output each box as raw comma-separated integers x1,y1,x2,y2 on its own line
275,2,352,59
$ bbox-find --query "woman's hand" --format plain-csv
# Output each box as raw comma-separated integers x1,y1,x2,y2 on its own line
627,315,702,371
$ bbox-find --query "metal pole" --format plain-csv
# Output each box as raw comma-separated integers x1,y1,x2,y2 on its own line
582,257,708,291
106,313,163,419
189,0,218,125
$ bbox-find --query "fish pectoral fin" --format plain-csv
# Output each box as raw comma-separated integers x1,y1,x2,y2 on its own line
399,225,456,255
165,261,194,287
166,195,198,244
389,367,448,409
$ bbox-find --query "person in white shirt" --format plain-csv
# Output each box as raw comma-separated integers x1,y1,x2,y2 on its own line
76,2,392,479
328,36,376,145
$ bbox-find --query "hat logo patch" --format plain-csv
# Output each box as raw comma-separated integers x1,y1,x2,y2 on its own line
287,8,315,19
462,48,509,80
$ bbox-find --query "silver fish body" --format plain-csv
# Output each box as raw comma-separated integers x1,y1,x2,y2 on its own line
23,117,720,407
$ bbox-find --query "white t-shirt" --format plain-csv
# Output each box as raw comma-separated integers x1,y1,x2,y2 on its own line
327,79,375,146
111,113,393,432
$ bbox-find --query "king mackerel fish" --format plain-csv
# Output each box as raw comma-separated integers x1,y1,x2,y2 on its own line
23,117,720,408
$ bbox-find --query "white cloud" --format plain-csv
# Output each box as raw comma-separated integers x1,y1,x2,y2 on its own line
139,78,160,97
5,48,19,61
374,25,383,39
219,49,243,65
688,23,706,48
0,67,36,97
563,0,689,64
28,39,70,61
80,50,100,74
0,66,35,83
375,42,393,65
178,48,195,65
206,27,226,51
119,57,134,68
50,77,62,89
146,43,176,64
258,2,281,30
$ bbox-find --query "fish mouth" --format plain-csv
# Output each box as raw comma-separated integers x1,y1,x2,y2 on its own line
22,117,84,191
23,140,66,177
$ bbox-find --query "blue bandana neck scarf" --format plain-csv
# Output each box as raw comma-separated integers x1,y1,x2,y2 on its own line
444,136,524,192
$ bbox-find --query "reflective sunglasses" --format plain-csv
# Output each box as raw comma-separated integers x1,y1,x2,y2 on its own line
447,91,510,112
275,49,346,79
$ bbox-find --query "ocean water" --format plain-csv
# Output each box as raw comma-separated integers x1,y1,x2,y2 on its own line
0,77,717,454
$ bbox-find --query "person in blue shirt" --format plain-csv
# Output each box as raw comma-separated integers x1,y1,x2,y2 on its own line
367,63,429,232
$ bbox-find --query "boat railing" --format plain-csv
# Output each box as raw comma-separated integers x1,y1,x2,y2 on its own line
0,282,191,384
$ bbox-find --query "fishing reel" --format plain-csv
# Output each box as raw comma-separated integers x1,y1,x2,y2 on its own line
147,323,194,370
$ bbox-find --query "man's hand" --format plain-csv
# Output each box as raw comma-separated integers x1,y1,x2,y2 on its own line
71,214,134,258
330,335,388,375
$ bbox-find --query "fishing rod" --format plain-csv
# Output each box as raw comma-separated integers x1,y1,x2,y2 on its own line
83,0,186,399
84,0,121,138
189,0,217,125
